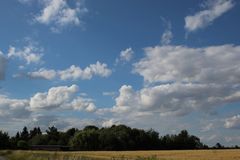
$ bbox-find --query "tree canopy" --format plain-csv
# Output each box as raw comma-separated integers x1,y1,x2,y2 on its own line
0,124,225,151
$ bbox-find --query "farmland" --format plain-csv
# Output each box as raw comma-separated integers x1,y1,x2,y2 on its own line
1,149,240,160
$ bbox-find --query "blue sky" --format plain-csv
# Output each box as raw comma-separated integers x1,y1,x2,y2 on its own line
0,0,240,146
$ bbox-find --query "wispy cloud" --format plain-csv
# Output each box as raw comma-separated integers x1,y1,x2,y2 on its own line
185,0,234,32
161,18,173,45
103,91,116,97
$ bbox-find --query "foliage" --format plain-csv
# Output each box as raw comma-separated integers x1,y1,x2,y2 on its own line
0,130,10,149
17,140,29,150
0,124,212,151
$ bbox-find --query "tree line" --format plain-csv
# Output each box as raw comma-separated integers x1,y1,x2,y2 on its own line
0,125,237,150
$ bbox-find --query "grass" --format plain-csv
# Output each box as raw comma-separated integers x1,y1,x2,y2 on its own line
1,149,240,160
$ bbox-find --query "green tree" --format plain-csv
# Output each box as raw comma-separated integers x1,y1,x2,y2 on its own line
0,130,10,149
20,126,29,141
29,127,42,139
71,129,99,150
17,140,29,150
46,126,59,145
29,134,48,145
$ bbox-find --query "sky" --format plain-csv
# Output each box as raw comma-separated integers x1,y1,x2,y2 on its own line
0,0,240,146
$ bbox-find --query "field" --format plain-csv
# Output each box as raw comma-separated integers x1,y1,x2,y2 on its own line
1,149,240,160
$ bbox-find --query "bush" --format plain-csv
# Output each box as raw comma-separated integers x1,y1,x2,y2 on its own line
17,140,29,150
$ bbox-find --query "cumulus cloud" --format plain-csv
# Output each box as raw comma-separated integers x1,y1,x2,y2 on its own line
71,97,96,112
115,48,134,64
110,83,240,117
29,84,98,113
185,0,234,32
112,85,139,113
7,44,43,64
24,61,112,80
134,45,240,84
100,44,240,117
0,95,31,119
0,84,97,126
224,115,240,129
33,0,87,32
58,61,112,80
0,52,7,80
30,85,79,110
27,68,57,80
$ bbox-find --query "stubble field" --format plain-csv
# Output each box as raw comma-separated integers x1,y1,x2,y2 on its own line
1,149,240,160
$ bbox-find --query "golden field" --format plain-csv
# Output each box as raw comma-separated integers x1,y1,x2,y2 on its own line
1,149,240,160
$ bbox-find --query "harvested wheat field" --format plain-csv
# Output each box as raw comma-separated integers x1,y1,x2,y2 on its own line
1,149,240,160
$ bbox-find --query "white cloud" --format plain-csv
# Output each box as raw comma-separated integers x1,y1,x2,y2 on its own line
30,114,71,131
7,44,43,64
102,119,119,127
224,115,240,129
0,95,31,119
207,134,218,141
110,83,239,117
28,84,98,113
120,48,134,62
30,84,79,110
115,48,134,64
59,61,112,80
161,30,173,45
161,19,173,45
103,91,116,97
27,68,57,80
0,84,97,125
134,45,240,84
71,97,96,112
0,52,7,80
185,0,234,32
201,123,214,132
112,85,139,113
25,61,112,80
224,136,240,143
34,0,87,32
102,44,240,117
